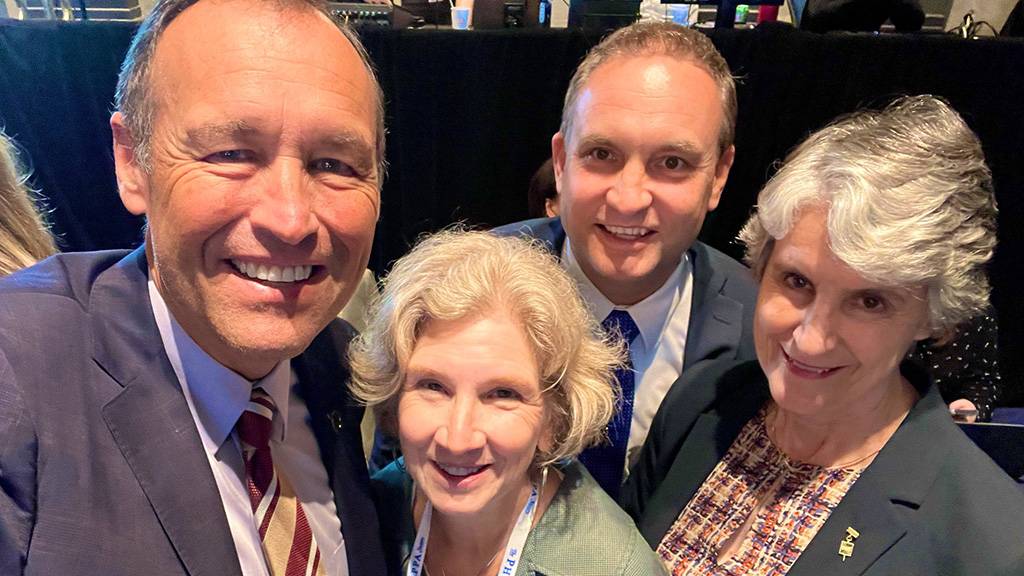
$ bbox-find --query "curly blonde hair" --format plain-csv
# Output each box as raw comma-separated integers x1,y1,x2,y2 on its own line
349,229,624,466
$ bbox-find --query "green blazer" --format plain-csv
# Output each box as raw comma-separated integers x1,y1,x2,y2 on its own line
622,359,1024,576
373,459,666,576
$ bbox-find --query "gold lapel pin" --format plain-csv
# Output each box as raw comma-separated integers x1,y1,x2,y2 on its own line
838,527,860,562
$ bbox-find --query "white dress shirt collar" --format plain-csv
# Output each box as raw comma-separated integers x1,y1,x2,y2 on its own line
562,239,688,355
148,280,292,451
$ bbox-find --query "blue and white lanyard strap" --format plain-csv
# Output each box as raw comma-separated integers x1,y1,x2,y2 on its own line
406,482,541,576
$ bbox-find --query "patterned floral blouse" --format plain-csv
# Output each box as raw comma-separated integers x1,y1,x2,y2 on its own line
657,407,862,575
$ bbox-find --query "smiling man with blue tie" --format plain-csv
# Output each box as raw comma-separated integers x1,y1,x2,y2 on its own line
495,22,758,498
0,1,386,574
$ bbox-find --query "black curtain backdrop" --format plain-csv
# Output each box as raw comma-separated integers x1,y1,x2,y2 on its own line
2,20,1023,395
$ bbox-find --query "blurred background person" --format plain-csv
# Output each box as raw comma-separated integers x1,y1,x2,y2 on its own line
908,309,1003,422
0,131,55,277
624,95,1024,575
526,158,558,219
351,230,666,576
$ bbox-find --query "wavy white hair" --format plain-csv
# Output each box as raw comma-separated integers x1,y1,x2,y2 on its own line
740,95,997,336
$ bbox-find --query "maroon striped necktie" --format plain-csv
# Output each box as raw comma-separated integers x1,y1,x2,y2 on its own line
236,388,326,576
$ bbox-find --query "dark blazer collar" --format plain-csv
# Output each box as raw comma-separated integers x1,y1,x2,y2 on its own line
639,360,768,544
651,360,949,575
92,248,385,576
509,216,566,256
529,218,746,371
94,247,243,576
293,322,387,576
683,242,747,371
790,369,947,575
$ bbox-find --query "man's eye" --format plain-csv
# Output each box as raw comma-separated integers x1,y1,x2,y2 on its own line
205,149,255,163
586,148,613,162
309,158,355,176
662,156,687,171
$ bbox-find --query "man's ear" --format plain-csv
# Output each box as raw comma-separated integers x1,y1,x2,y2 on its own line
110,112,149,216
708,144,735,212
551,132,567,196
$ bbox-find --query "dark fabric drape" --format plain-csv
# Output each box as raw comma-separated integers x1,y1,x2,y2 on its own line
2,21,1023,391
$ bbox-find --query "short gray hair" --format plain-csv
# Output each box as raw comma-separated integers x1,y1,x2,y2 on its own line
739,95,997,335
348,229,624,467
114,0,386,180
560,21,736,155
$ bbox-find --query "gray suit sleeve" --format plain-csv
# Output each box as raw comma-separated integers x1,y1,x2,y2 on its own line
0,347,35,575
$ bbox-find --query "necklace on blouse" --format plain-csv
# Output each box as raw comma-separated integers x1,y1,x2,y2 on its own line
766,409,884,471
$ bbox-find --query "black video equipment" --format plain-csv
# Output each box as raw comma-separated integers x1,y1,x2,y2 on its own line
329,2,394,28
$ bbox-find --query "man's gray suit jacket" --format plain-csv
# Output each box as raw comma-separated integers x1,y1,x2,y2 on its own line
492,216,758,375
0,249,385,576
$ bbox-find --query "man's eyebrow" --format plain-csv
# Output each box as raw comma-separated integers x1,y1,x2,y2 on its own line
574,134,615,149
185,121,258,146
322,131,374,157
574,135,705,158
658,140,704,157
321,131,377,171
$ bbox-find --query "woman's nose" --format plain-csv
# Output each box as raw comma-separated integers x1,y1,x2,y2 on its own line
435,396,486,455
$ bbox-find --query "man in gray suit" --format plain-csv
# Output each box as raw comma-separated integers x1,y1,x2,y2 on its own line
494,22,756,497
0,1,386,574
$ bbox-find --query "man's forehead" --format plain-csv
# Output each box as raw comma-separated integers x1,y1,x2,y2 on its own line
584,53,719,104
566,55,722,148
147,0,370,113
154,0,350,71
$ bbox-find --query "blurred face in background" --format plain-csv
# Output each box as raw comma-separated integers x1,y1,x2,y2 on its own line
553,54,734,305
112,0,380,379
397,309,549,522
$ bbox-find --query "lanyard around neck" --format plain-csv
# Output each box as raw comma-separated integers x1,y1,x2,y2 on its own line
406,481,541,576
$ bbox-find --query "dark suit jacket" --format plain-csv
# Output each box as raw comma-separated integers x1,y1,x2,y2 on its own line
622,359,1024,576
492,217,758,375
0,249,385,576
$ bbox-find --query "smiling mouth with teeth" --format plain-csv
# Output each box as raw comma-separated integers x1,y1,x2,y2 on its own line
601,224,652,239
783,349,842,376
231,259,314,283
436,462,489,478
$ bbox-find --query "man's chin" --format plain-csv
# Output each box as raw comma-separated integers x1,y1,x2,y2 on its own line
213,331,317,379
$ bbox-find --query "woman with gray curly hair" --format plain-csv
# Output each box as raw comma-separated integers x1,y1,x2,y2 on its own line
349,230,665,576
623,95,1024,575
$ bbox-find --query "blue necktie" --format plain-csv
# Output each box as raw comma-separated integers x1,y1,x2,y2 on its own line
578,310,640,499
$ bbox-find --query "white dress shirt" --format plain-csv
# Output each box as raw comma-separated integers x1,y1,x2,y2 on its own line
148,281,348,576
562,240,694,473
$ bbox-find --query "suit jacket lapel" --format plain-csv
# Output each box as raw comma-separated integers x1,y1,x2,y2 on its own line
95,248,241,576
684,243,745,372
640,371,767,546
640,413,734,544
791,372,947,576
789,470,907,576
539,217,567,256
293,321,386,576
